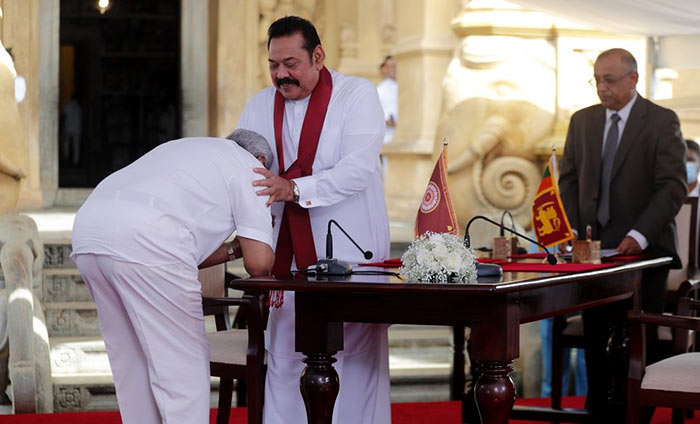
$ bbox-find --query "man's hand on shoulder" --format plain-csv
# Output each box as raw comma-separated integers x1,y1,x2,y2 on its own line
616,236,642,255
252,168,294,206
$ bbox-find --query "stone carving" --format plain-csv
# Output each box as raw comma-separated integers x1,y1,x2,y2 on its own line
43,273,90,303
0,213,53,412
43,244,73,269
54,387,82,410
435,33,557,247
0,8,28,215
46,307,100,337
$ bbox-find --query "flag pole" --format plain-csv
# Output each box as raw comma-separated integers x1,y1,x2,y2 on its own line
550,145,558,181
443,137,448,166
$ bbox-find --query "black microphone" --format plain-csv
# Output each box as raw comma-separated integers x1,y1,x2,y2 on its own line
315,220,373,276
465,215,557,265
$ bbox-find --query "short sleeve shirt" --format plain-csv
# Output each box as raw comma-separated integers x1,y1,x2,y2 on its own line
71,137,273,268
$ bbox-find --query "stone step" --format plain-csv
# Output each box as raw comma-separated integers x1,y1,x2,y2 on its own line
47,324,456,409
388,325,455,381
52,373,233,412
51,337,111,377
43,268,90,303
45,301,100,337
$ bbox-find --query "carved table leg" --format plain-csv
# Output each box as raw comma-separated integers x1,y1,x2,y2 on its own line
300,352,339,424
473,361,515,424
452,325,466,401
607,319,628,420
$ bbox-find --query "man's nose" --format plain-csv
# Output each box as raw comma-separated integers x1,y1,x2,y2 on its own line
275,66,290,79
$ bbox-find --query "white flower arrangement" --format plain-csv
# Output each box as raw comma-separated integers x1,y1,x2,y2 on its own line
400,232,478,283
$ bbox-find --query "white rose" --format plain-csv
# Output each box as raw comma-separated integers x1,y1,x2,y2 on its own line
443,251,463,273
416,249,431,266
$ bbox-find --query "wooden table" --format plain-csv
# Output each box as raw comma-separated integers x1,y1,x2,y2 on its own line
230,257,671,424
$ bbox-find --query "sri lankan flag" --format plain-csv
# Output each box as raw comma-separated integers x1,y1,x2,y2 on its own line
531,152,574,248
415,144,458,238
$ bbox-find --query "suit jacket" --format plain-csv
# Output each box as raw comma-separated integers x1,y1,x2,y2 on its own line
559,94,687,268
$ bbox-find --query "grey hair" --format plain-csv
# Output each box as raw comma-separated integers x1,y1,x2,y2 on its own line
597,48,638,73
226,128,274,169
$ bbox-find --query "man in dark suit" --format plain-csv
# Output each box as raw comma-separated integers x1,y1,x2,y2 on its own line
559,48,687,421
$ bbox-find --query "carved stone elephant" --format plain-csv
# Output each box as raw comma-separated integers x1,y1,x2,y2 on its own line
0,213,52,413
435,35,557,247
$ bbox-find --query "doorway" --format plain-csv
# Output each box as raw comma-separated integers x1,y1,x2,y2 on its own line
58,0,181,187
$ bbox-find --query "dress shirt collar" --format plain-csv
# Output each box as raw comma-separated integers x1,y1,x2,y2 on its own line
606,91,637,124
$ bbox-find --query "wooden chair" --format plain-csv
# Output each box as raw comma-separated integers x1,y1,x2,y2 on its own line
627,298,700,424
661,196,699,349
549,196,700,419
199,264,266,424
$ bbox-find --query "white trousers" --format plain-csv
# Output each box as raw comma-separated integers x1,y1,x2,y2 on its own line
73,254,210,424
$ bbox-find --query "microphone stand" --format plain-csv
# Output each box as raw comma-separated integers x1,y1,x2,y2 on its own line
464,215,558,265
314,220,374,276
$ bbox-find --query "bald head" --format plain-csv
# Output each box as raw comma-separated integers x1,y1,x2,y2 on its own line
596,48,637,74
226,129,274,169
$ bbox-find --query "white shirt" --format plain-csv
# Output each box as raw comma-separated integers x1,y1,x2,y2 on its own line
376,77,398,144
238,69,390,357
71,137,274,268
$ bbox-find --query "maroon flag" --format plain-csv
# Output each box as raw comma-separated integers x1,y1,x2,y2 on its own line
415,146,458,238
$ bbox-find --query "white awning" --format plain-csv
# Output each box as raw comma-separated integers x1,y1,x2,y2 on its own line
509,0,700,36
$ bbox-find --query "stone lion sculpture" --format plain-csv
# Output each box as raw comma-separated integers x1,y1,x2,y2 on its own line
435,35,557,247
0,213,52,413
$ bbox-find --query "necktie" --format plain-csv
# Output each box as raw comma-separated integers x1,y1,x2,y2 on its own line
597,113,621,227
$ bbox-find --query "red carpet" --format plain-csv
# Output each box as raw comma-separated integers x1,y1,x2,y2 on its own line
0,397,695,423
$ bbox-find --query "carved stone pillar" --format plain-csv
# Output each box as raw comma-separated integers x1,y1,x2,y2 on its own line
208,0,261,137
382,0,460,223
181,0,209,138
336,0,386,80
2,0,42,209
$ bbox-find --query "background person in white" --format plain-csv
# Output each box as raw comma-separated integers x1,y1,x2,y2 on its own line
238,16,391,424
376,55,397,145
70,130,275,424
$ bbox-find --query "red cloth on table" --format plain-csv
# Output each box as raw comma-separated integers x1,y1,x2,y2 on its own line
509,253,547,259
360,258,403,268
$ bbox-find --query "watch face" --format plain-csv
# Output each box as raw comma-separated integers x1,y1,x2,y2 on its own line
293,182,300,201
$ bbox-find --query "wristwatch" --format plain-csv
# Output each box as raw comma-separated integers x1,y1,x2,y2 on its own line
291,180,300,203
226,242,236,261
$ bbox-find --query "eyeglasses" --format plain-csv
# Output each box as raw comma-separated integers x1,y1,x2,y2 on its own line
588,70,633,87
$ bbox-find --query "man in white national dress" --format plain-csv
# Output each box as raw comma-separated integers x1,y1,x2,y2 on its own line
71,130,276,423
237,15,391,424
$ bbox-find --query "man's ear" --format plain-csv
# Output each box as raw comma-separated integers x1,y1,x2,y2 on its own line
313,45,325,70
256,155,266,166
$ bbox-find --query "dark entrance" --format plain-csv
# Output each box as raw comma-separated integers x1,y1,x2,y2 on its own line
59,0,181,187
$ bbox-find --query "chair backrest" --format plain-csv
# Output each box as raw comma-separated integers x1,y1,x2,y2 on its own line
199,263,226,298
667,196,698,291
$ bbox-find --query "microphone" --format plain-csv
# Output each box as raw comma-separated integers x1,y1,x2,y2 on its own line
315,220,374,276
465,215,557,265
